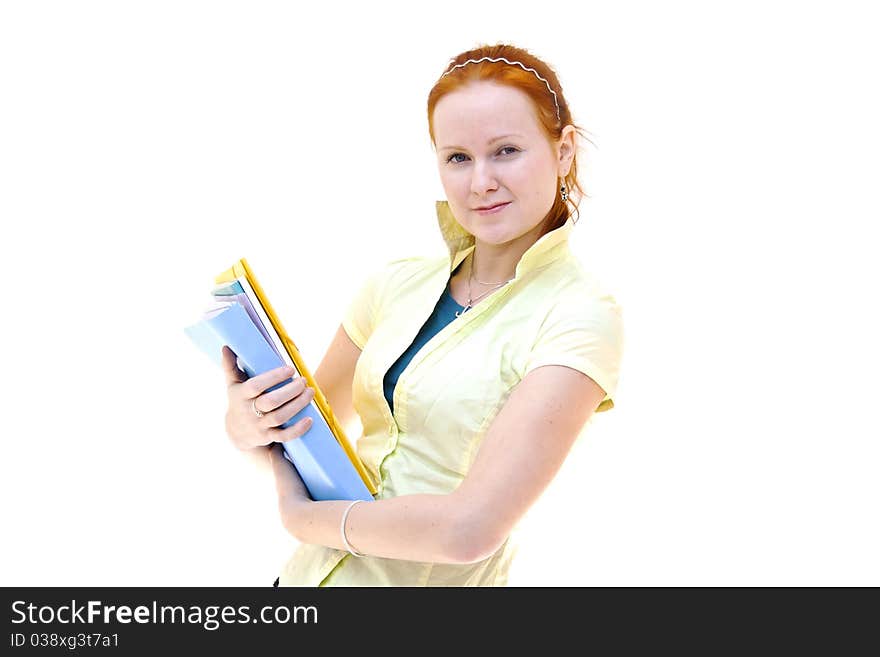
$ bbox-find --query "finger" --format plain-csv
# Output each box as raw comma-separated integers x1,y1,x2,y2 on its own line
259,386,316,429
276,413,315,442
241,363,299,400
220,346,247,386
254,376,308,416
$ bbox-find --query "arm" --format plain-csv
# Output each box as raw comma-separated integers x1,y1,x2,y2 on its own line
280,492,461,564
311,322,360,432
449,364,606,562
278,363,606,565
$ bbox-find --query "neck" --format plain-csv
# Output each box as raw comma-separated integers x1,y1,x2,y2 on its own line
468,249,514,284
467,221,547,284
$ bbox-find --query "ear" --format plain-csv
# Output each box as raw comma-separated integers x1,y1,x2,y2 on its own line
556,124,577,178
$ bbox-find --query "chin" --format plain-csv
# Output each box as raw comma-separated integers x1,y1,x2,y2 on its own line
469,224,524,246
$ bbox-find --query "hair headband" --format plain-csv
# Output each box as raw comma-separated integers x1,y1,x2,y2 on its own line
440,56,561,123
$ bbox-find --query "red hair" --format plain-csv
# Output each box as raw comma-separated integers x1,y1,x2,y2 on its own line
427,43,592,235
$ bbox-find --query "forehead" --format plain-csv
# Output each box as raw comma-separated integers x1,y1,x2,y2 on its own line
433,82,541,143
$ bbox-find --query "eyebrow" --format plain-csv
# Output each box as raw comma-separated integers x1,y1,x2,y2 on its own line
438,134,524,152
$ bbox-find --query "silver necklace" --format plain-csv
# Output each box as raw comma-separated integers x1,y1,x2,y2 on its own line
454,253,513,318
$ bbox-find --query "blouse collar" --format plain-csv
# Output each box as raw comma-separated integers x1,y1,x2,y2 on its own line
435,200,574,279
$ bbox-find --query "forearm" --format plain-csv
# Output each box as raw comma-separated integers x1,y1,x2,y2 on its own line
285,494,465,564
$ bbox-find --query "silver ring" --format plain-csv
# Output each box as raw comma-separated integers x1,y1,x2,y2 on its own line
252,399,265,418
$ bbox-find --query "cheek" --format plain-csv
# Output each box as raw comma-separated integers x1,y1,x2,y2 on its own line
438,170,473,200
508,156,549,187
509,171,552,208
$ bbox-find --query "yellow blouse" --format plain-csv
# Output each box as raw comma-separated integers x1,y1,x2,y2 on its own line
278,201,624,586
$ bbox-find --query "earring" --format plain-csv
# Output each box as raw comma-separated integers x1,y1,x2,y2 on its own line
560,182,568,202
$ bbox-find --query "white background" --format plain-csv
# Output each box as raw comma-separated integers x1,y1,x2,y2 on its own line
1,1,877,586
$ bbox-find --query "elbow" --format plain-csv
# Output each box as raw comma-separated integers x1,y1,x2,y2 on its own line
445,496,507,565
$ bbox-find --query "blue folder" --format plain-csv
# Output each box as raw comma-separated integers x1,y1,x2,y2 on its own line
184,287,374,503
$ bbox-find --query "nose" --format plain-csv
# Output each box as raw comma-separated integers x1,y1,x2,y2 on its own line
469,159,499,197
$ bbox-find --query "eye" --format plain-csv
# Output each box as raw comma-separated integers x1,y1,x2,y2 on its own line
445,146,520,164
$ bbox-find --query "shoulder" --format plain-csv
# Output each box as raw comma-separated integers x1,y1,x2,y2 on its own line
521,259,625,411
352,253,447,317
368,253,447,291
532,257,624,331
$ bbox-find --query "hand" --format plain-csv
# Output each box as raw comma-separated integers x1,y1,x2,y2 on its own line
220,346,317,452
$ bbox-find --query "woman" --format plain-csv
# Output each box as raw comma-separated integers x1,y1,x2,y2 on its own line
220,43,624,586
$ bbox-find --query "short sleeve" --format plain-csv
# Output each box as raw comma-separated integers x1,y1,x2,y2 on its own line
522,296,625,412
341,265,386,350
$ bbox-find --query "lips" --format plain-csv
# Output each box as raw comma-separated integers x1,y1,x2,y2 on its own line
474,202,510,211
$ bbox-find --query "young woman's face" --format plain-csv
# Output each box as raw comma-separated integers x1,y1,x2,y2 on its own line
433,81,563,247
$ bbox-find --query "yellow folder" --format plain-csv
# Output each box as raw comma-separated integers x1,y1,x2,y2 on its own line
215,258,377,496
